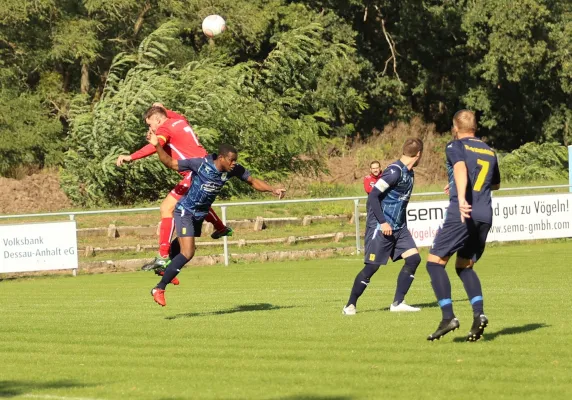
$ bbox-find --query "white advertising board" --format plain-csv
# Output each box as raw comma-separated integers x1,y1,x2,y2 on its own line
0,221,78,273
406,193,572,247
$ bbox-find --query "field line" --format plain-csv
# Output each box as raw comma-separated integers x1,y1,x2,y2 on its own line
24,394,106,400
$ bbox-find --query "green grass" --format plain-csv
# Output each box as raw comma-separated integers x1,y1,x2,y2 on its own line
1,241,571,399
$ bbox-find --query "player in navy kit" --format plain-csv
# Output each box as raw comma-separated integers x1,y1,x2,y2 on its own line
343,138,424,315
426,110,501,342
146,131,285,307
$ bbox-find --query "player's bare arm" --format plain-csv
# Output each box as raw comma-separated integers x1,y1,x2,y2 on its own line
147,131,178,170
246,177,286,199
453,161,472,222
492,184,500,191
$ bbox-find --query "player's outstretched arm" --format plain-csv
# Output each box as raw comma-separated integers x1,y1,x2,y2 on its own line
147,131,178,170
246,177,286,199
116,155,132,166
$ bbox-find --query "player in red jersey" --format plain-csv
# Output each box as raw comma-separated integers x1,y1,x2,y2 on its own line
363,161,382,194
116,104,231,272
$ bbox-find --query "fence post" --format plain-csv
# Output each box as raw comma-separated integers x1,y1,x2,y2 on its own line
70,214,76,276
569,145,572,193
354,199,361,254
221,206,229,266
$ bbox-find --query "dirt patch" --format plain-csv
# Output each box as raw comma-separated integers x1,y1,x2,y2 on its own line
286,117,449,194
0,172,72,214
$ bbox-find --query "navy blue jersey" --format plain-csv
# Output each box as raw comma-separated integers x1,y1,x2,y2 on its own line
177,154,251,218
446,137,500,223
366,160,414,230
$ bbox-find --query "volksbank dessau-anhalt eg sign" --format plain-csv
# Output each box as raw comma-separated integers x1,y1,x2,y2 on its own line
0,221,78,273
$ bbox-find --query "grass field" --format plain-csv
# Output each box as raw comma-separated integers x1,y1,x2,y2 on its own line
1,241,571,400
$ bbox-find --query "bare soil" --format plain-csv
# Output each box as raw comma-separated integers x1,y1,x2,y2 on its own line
0,172,72,214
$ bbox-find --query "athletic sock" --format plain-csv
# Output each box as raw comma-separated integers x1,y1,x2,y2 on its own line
426,261,454,319
156,254,189,290
347,263,380,307
205,208,226,232
158,218,175,258
456,268,484,317
393,253,421,304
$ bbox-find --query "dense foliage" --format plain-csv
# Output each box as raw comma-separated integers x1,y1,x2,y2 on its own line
1,0,570,203
499,142,569,182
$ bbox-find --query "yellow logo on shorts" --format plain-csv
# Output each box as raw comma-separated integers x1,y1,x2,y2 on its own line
182,228,186,234
369,254,375,261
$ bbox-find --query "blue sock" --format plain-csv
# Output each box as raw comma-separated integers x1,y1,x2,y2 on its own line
156,253,189,290
456,268,484,317
426,261,454,319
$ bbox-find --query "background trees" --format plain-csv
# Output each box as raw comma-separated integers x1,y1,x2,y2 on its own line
1,0,570,204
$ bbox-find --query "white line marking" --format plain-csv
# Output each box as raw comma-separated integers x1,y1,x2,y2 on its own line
24,394,106,400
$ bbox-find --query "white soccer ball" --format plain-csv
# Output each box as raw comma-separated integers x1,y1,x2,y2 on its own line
202,15,226,38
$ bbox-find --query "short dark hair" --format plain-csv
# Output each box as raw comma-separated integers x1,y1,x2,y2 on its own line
143,106,167,120
218,143,238,157
370,161,381,168
402,138,423,157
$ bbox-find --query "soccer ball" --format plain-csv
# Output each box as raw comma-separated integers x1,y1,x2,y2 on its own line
202,15,226,38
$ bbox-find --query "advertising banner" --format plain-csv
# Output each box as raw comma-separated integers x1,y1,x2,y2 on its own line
406,193,572,247
0,221,78,273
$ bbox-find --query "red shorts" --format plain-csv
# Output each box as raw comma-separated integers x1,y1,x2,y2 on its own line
169,172,193,200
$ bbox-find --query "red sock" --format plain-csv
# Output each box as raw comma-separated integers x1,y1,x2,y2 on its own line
205,208,226,231
159,218,175,258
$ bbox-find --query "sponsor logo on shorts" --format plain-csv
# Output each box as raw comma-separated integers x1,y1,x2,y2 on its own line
369,254,375,261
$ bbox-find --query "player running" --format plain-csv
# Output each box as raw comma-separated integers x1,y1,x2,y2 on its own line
146,131,285,307
343,138,424,315
116,104,231,276
426,110,501,342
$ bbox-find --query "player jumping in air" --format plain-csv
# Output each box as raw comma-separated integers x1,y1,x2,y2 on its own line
343,138,424,315
116,104,231,278
426,110,500,342
146,131,285,307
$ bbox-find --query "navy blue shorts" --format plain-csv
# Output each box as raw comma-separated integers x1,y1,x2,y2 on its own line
174,206,204,238
364,224,417,266
430,211,491,262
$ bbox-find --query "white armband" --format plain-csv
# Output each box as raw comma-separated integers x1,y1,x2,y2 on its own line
374,179,390,193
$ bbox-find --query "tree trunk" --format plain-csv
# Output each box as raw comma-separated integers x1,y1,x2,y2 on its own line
63,67,71,92
81,63,90,94
134,1,151,36
93,71,108,103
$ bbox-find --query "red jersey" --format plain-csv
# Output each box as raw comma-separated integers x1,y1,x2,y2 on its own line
363,173,381,194
130,110,207,164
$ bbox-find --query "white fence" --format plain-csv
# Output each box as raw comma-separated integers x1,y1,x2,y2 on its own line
1,184,570,272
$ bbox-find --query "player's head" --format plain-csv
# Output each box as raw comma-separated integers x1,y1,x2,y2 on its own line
452,109,477,138
144,106,168,133
217,143,238,172
402,138,424,167
370,161,381,177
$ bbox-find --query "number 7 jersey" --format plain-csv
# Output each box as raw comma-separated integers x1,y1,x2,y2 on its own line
129,110,207,166
445,137,501,224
